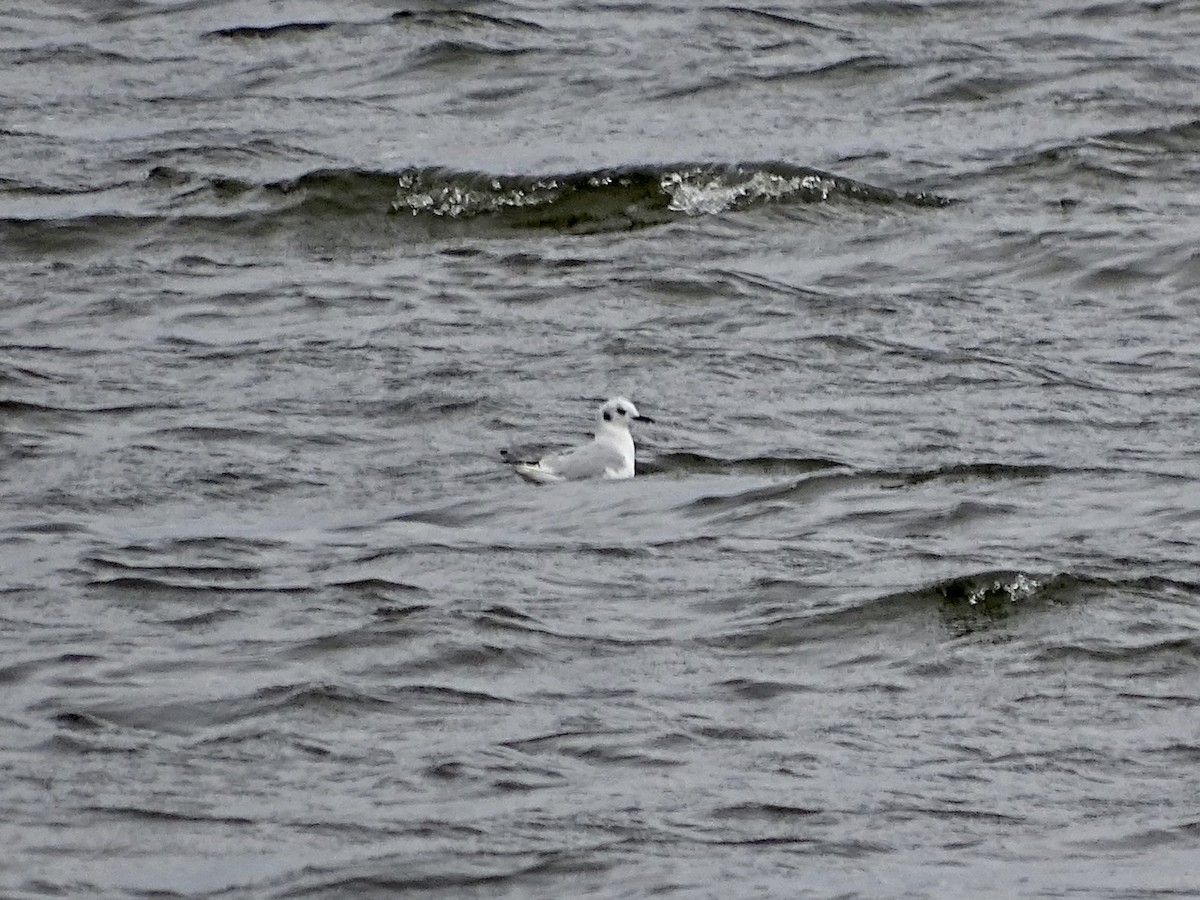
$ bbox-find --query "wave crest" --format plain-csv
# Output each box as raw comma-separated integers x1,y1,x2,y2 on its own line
390,162,951,232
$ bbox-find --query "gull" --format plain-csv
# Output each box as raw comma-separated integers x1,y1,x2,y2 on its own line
502,397,654,484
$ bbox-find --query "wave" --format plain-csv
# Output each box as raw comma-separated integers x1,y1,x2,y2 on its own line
653,54,902,102
833,571,1198,658
1095,116,1200,154
86,575,316,598
707,568,1192,648
204,9,547,40
206,21,333,40
659,457,1072,516
388,162,951,233
955,115,1200,193
918,570,1068,633
642,451,843,478
0,162,951,254
0,398,161,417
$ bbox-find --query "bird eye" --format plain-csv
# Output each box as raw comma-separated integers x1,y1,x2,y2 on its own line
616,406,626,416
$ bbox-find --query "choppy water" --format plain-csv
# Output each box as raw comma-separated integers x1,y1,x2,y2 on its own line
4,1,1200,897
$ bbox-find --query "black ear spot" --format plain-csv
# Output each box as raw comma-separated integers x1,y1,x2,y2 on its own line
616,406,626,416
603,411,612,422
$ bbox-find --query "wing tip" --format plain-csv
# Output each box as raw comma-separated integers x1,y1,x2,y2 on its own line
514,463,564,484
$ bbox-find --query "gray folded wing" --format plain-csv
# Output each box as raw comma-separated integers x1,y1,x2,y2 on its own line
540,440,627,479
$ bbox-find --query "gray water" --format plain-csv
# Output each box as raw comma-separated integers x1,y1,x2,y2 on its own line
3,1,1200,897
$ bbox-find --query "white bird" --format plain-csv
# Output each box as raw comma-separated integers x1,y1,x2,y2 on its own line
503,397,654,484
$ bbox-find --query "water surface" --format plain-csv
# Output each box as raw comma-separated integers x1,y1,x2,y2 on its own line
3,1,1200,897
